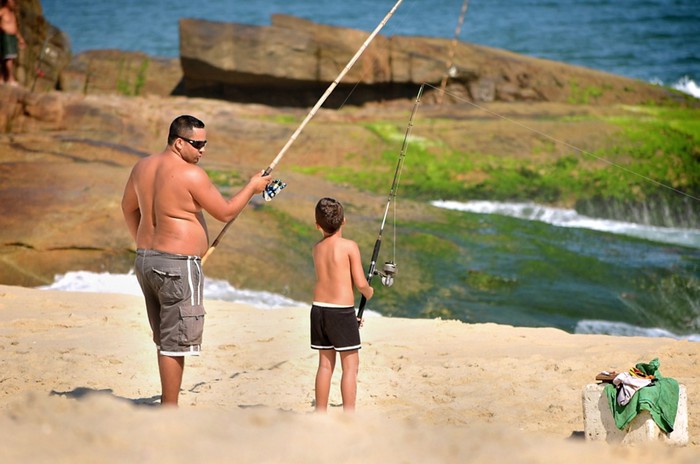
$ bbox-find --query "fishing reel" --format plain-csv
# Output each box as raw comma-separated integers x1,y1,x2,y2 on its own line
263,178,287,201
374,261,397,287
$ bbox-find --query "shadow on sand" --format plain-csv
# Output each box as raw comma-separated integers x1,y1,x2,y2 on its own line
50,387,161,408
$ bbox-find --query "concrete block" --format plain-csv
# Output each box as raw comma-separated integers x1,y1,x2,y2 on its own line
582,383,688,446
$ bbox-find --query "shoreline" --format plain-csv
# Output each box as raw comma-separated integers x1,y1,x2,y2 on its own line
0,284,696,462
38,270,700,342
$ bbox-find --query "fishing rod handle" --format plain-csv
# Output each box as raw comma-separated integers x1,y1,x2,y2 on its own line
357,295,369,321
357,237,382,322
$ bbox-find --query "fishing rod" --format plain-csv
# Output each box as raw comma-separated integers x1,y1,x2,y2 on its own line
437,0,470,104
357,83,424,322
201,0,406,265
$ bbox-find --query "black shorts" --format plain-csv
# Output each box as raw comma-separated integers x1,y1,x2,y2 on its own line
134,249,205,356
310,303,361,352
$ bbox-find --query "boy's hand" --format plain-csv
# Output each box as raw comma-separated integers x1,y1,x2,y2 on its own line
357,317,365,328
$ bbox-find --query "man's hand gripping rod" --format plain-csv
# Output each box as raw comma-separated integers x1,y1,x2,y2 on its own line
201,0,405,265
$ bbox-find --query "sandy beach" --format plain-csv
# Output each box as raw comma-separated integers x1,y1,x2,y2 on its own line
0,283,697,463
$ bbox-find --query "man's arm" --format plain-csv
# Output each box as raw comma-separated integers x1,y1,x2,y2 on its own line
189,168,269,223
121,174,140,242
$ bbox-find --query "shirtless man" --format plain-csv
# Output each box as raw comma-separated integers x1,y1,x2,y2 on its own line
310,197,373,412
121,114,270,406
0,0,25,85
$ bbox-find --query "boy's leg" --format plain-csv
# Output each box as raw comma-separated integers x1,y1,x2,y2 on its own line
158,352,185,406
314,349,336,412
339,349,359,411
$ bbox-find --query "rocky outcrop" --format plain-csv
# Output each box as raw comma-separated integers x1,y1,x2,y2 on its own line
59,50,182,97
179,14,677,107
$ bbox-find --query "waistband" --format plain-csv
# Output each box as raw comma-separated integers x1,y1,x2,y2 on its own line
312,301,354,309
136,249,201,261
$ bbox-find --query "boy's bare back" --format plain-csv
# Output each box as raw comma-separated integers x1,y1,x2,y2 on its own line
313,232,372,306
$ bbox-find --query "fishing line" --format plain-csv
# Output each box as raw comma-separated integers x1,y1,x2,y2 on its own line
422,82,700,204
337,81,363,110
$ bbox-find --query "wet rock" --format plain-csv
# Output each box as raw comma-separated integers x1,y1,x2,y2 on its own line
59,50,182,97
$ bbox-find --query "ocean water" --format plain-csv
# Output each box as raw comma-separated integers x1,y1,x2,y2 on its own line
34,1,700,339
41,0,700,97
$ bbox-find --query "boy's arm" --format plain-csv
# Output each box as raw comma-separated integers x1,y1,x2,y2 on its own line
349,241,374,301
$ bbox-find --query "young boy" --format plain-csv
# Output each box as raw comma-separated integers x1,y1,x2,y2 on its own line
311,197,373,412
0,0,25,86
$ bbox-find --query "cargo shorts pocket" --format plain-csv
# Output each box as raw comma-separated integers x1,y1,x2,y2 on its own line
179,304,205,345
152,267,185,304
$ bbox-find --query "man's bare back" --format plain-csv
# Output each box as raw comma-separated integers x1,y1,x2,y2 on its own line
126,150,211,256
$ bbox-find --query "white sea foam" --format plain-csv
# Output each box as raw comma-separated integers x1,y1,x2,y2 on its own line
672,76,700,99
575,319,700,342
650,76,700,99
39,270,306,309
431,200,700,249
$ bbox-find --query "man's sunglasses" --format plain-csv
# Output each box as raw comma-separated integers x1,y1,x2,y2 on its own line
178,135,207,150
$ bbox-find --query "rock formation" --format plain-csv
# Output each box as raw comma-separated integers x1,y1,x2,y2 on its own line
179,14,676,107
59,50,182,97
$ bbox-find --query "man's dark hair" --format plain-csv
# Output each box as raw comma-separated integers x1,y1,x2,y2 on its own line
168,115,205,145
315,197,344,234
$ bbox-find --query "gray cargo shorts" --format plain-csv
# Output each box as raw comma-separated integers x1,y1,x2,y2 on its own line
134,249,205,356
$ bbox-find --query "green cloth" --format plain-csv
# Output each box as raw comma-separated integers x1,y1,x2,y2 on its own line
604,358,679,433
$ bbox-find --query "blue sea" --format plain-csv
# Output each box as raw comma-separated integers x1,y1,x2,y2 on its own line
41,0,699,97
37,0,700,339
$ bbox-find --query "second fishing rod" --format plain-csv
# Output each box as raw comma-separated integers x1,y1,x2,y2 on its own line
356,83,424,322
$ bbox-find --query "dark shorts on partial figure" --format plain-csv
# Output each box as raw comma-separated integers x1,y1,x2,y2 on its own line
310,303,361,352
0,33,18,59
135,249,205,356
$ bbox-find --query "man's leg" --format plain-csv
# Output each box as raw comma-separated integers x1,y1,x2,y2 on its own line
339,350,359,411
314,349,335,412
158,352,184,406
1,59,8,83
5,59,16,85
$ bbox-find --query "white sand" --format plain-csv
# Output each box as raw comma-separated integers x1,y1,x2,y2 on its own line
0,284,697,463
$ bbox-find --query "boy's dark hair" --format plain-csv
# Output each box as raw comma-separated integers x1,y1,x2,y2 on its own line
168,115,205,145
315,197,344,234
